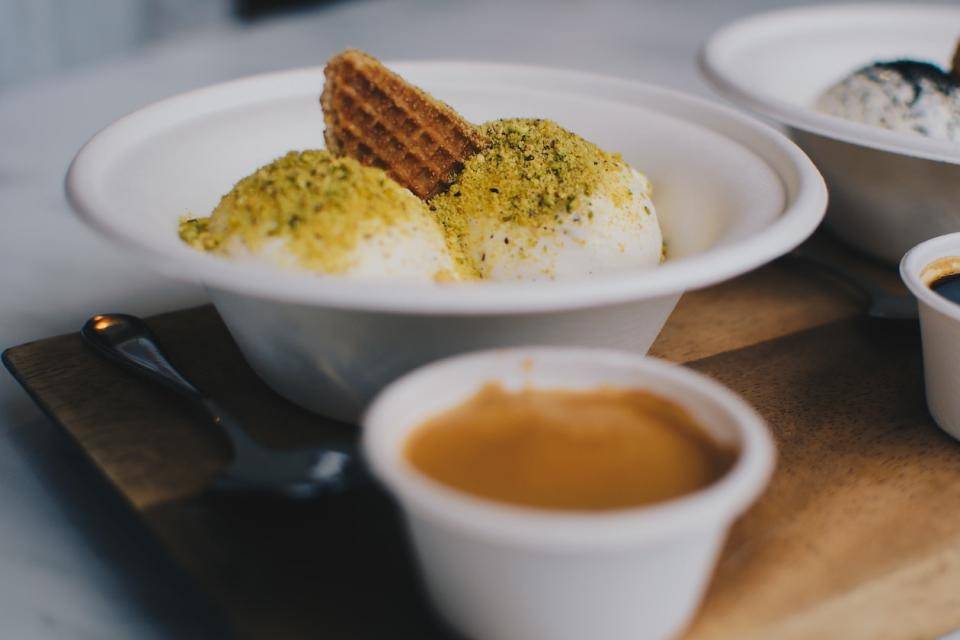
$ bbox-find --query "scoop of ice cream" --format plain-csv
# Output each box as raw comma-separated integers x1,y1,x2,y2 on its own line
429,118,663,281
179,150,473,282
816,61,960,142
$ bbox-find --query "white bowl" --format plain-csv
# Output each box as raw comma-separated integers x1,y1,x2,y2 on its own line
901,233,960,439
66,62,825,422
700,3,960,264
362,347,775,640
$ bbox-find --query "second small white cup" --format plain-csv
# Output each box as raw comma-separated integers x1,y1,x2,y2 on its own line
362,348,775,640
901,232,960,440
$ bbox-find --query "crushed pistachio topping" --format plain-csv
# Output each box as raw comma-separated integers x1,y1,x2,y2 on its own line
179,150,473,277
429,118,633,258
179,120,662,281
179,217,216,250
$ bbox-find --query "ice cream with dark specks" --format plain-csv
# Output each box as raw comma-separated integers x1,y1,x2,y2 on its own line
816,41,960,143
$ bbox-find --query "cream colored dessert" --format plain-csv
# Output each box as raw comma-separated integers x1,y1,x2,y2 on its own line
179,150,474,282
179,51,664,283
817,45,960,142
430,119,663,281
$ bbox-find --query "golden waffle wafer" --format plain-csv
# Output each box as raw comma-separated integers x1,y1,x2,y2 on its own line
321,49,486,199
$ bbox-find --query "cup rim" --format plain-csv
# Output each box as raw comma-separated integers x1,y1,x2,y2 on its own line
900,232,960,321
361,347,775,550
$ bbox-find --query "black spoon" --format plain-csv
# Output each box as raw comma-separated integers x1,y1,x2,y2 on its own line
81,313,366,499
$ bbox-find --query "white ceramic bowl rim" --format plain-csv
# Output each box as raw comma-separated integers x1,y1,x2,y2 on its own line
699,3,960,166
901,232,960,321
66,61,826,316
362,348,775,550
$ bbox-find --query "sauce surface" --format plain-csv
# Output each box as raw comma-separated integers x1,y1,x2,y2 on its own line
405,384,735,511
931,273,960,306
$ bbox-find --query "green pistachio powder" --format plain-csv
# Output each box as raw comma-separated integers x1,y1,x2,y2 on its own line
179,118,653,278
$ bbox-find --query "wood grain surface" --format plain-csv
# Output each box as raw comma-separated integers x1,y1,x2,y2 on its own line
5,238,954,640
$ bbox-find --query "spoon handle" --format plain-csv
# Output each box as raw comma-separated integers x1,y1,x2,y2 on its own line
81,314,205,401
81,313,272,454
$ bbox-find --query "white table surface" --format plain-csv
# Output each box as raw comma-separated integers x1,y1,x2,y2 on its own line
2,0,956,637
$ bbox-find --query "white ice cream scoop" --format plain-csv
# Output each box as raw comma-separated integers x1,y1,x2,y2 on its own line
465,167,662,281
180,150,472,283
219,215,464,283
816,43,960,143
430,118,664,282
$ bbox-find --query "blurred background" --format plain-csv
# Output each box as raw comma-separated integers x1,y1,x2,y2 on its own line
0,0,322,89
0,0,859,94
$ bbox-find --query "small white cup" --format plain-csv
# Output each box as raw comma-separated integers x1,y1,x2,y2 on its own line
362,348,775,640
901,233,960,440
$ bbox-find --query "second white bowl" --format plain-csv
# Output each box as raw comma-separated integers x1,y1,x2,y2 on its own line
701,3,960,264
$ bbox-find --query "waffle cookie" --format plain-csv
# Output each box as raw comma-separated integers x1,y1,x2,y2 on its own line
321,50,487,199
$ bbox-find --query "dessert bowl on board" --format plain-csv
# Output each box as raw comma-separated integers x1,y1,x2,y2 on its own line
66,62,826,422
700,3,960,264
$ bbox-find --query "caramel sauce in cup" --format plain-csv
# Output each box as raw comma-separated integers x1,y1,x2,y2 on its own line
405,383,735,511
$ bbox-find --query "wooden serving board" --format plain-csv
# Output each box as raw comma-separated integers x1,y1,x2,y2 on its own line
5,236,960,640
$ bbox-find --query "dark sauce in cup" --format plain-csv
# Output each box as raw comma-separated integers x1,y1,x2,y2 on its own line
930,273,960,305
